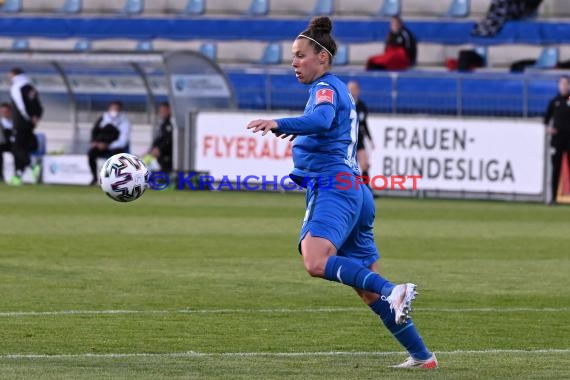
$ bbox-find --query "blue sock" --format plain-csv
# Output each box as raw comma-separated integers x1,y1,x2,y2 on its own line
323,256,395,297
369,297,431,360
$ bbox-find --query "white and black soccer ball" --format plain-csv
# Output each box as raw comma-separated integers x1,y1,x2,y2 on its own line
99,153,150,203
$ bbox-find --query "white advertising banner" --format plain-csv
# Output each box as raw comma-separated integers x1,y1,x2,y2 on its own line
194,112,296,183
42,155,94,185
367,117,545,194
193,112,545,195
2,153,36,183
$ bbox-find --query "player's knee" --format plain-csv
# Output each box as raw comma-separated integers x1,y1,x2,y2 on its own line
302,255,326,277
300,233,336,277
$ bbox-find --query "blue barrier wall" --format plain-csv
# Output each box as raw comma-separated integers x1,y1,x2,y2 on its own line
226,69,559,117
2,17,570,44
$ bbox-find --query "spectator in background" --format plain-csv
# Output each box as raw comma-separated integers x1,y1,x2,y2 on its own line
544,75,570,204
347,81,375,182
472,0,543,37
8,67,43,186
366,16,417,71
88,100,131,185
0,103,14,183
144,102,173,173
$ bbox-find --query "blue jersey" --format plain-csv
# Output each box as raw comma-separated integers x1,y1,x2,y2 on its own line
275,73,360,182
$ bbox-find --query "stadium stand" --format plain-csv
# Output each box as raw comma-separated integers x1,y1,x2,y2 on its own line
0,0,568,121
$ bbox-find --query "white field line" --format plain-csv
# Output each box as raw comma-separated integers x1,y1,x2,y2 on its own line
1,349,570,360
0,306,569,318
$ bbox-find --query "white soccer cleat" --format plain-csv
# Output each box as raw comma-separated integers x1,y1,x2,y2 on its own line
392,354,438,369
383,283,417,325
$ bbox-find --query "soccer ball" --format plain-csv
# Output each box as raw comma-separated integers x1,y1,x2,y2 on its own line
99,153,150,202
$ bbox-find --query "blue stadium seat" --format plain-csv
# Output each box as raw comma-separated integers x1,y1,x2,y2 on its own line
122,0,143,15
0,0,21,13
11,39,29,51
333,45,349,66
74,39,91,51
260,43,282,64
447,0,470,18
247,0,269,16
60,0,81,14
378,0,400,17
183,0,205,15
135,40,153,51
312,0,333,15
199,43,217,61
227,72,267,109
533,47,559,69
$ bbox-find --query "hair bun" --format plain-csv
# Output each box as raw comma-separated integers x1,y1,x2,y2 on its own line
309,16,332,34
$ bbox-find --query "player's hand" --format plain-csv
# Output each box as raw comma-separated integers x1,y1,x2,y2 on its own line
246,119,278,136
273,130,296,141
546,126,558,135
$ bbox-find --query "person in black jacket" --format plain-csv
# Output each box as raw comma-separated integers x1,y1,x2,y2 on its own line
8,67,43,185
366,16,417,71
147,102,173,173
348,81,374,181
543,75,570,204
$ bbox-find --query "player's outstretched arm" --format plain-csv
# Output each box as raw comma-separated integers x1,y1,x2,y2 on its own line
246,119,278,136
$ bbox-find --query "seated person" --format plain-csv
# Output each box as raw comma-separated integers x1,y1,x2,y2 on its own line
143,102,173,173
88,100,131,185
0,103,14,183
366,16,417,71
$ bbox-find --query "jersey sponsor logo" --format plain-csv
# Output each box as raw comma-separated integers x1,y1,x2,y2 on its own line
315,89,334,104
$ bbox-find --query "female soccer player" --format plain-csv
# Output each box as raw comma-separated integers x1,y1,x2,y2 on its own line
246,17,437,369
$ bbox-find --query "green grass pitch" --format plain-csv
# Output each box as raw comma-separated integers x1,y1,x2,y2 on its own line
0,184,569,379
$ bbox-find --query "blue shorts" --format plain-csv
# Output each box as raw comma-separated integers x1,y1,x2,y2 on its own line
298,175,379,268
